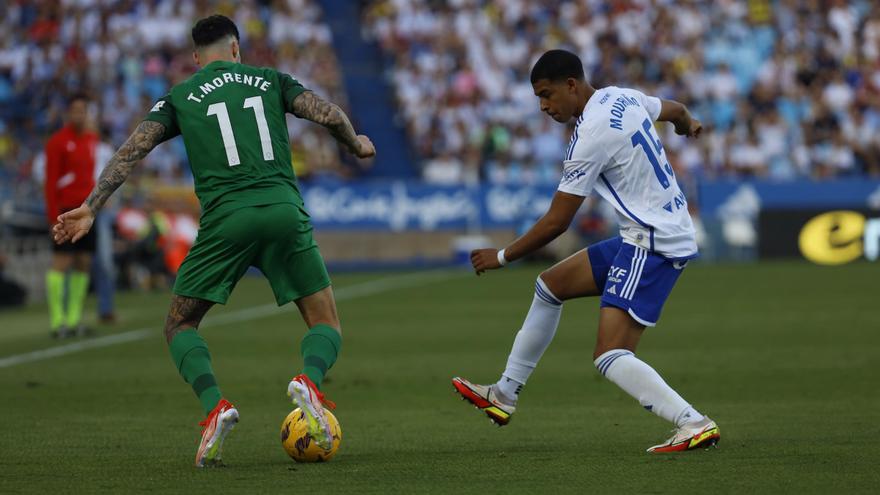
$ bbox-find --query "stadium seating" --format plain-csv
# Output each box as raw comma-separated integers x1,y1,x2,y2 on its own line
0,0,353,208
363,0,880,183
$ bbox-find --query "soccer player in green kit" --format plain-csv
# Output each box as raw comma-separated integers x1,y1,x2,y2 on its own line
52,15,375,467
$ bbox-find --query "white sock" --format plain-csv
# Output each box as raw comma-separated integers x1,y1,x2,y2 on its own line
594,349,705,427
496,277,563,400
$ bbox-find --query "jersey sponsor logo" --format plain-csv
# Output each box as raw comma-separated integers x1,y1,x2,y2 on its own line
561,168,586,183
150,100,165,112
662,191,687,214
609,95,640,130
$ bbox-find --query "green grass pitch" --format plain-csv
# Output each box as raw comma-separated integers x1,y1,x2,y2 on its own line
1,261,878,493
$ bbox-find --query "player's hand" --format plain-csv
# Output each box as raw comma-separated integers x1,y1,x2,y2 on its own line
676,118,702,138
52,204,95,245
352,135,376,159
471,248,502,276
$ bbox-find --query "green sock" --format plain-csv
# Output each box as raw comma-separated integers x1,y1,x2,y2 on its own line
46,270,65,330
300,324,342,389
66,271,89,327
169,329,223,415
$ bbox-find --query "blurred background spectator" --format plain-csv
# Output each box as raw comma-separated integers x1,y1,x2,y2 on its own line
0,0,356,215
363,0,880,184
1,0,878,308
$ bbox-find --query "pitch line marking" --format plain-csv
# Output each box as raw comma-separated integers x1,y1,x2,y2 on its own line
0,269,465,369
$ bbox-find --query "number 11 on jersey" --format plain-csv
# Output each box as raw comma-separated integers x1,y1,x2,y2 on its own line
207,95,274,167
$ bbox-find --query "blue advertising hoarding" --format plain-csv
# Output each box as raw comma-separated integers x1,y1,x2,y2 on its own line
301,181,555,231
301,178,880,231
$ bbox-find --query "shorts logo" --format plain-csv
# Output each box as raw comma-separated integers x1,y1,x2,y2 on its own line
606,266,627,297
607,266,627,283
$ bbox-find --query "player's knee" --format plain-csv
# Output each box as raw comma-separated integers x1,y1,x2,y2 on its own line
314,319,341,335
163,314,201,344
51,254,73,271
592,344,613,361
535,274,563,306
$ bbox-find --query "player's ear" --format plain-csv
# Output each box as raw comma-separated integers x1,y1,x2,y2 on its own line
192,50,200,67
567,78,578,94
232,39,240,62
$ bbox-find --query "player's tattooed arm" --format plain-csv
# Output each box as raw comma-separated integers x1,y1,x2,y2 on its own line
290,91,375,158
84,121,166,213
658,99,702,138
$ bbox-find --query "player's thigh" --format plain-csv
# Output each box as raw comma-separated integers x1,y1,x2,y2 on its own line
594,244,687,357
73,251,92,272
254,204,333,309
594,306,645,359
294,285,340,332
51,251,74,271
173,211,258,304
541,236,622,301
539,249,599,301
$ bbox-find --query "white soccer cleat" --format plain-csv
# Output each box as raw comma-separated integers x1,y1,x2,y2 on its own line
452,377,517,426
288,374,336,450
646,417,720,453
195,399,239,467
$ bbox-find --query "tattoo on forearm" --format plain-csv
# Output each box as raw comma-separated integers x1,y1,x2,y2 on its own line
85,120,166,212
164,295,214,344
290,91,360,152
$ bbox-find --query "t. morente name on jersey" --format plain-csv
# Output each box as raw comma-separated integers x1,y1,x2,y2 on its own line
186,72,273,103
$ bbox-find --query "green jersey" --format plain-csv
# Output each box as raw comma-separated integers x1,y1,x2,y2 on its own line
144,60,308,216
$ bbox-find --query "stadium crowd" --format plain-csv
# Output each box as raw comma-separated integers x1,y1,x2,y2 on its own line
2,0,878,202
364,0,880,185
0,0,351,212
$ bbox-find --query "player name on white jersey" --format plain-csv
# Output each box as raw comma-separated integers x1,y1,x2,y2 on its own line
558,86,698,259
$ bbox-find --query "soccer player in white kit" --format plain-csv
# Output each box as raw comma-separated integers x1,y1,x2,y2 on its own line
452,49,719,452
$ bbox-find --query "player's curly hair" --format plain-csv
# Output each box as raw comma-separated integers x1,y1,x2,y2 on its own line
191,14,240,48
530,49,585,83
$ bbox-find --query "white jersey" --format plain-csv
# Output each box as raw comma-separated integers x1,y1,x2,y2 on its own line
558,86,698,259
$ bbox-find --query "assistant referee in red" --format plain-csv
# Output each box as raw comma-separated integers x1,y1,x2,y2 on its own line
44,93,98,338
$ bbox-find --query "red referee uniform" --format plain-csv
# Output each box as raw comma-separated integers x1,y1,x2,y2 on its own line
44,124,98,223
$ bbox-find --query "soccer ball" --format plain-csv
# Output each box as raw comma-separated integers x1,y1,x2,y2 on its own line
280,408,342,462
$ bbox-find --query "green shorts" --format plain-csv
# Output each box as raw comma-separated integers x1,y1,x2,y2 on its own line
173,203,330,306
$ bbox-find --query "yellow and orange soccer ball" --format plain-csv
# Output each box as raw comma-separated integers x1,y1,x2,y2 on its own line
280,408,342,462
